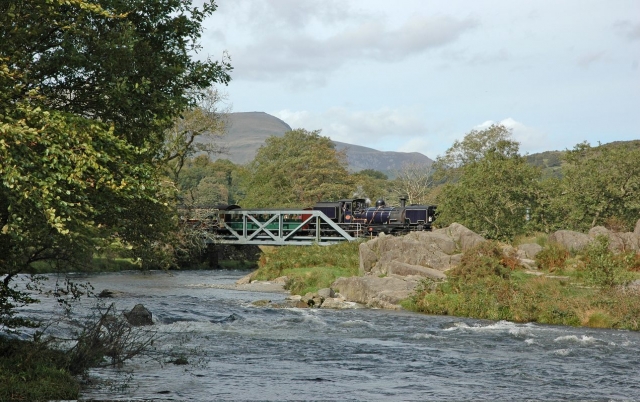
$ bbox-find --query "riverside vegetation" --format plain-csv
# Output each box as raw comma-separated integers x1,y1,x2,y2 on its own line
251,233,640,331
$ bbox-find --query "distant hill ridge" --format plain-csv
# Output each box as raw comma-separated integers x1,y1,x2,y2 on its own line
207,112,638,178
211,112,433,177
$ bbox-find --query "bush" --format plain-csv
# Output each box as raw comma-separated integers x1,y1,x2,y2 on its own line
0,338,80,401
580,236,634,287
449,241,517,280
535,242,569,272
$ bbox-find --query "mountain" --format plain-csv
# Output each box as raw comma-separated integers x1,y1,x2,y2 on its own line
211,112,433,177
525,140,640,178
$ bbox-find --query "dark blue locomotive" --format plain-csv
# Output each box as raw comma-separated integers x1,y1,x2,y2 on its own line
313,198,436,235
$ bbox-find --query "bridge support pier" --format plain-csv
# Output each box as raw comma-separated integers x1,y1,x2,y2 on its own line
207,243,219,268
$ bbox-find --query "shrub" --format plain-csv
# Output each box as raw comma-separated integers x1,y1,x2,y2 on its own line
535,242,569,272
0,338,80,401
580,236,634,287
449,241,516,280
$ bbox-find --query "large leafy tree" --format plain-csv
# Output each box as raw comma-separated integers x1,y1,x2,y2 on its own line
433,124,515,172
435,126,541,240
556,142,640,231
0,0,231,330
239,129,353,208
1,0,231,150
177,156,241,208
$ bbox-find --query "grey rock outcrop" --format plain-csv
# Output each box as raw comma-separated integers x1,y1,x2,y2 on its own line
331,276,420,310
549,230,591,251
432,223,485,252
549,224,640,254
517,243,543,259
589,226,640,252
331,220,640,312
358,223,482,277
124,304,153,326
386,261,447,280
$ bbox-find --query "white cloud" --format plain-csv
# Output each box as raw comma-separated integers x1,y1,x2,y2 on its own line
274,107,429,149
474,118,552,154
224,12,477,83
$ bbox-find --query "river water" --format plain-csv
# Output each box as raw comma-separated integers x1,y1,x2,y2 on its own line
18,270,640,401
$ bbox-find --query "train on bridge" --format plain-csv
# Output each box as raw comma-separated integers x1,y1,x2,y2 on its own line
197,198,437,245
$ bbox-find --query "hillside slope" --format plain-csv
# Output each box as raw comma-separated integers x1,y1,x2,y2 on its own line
210,112,433,175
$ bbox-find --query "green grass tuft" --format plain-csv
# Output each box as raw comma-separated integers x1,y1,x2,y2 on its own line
251,241,361,295
0,338,80,402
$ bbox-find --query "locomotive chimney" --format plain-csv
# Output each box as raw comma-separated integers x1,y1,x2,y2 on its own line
400,197,407,208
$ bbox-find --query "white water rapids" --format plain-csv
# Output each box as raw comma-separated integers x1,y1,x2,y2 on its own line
13,270,640,401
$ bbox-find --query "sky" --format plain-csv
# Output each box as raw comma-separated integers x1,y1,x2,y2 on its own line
198,0,639,159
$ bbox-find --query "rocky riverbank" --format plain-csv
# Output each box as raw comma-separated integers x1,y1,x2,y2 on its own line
242,220,640,313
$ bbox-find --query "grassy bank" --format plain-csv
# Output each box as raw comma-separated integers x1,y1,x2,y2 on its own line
250,242,360,295
406,239,640,330
0,338,80,401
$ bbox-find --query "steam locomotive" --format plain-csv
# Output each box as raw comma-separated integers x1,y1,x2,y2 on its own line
312,198,437,235
206,198,436,238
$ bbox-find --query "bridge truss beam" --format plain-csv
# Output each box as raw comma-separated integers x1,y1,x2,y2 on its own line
210,210,361,246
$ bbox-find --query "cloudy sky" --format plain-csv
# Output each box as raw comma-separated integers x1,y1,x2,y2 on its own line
199,0,639,159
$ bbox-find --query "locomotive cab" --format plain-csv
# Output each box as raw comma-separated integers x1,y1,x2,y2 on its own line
313,198,368,224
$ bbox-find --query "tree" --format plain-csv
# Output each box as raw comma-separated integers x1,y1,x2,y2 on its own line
357,169,388,181
433,124,517,181
435,127,541,240
239,129,353,208
556,142,640,231
351,170,394,205
163,88,230,182
176,157,240,208
1,0,231,150
0,0,231,330
391,162,435,205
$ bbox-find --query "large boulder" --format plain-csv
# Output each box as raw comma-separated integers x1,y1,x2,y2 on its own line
358,224,482,276
124,304,153,326
635,219,640,236
404,231,457,255
549,230,591,251
332,276,419,309
588,226,640,252
517,243,543,259
359,241,378,275
617,232,640,251
433,223,485,252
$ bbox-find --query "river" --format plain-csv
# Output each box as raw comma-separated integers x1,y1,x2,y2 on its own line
18,270,640,401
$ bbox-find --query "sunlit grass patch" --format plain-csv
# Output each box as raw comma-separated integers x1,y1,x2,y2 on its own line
251,241,361,294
